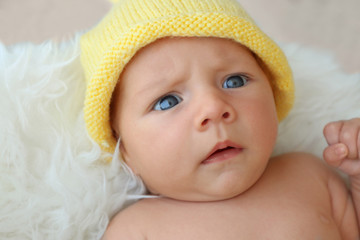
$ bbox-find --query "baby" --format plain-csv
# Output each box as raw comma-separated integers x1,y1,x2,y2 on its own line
80,0,360,239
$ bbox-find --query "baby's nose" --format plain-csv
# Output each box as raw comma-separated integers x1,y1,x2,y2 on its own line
194,91,236,131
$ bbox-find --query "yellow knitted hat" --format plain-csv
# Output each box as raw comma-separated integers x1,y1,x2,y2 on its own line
81,0,294,154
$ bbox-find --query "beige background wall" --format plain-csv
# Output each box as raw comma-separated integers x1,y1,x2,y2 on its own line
0,0,359,73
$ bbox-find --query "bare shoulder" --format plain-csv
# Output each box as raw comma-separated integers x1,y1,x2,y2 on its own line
270,152,346,196
271,152,327,168
263,152,334,199
269,152,333,180
270,151,349,186
102,199,157,240
270,152,358,238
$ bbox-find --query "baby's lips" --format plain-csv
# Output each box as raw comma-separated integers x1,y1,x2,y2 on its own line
202,140,243,164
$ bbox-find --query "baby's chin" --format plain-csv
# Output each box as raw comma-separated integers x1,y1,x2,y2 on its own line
146,168,264,202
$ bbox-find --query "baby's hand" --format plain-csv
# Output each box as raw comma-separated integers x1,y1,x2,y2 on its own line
323,118,360,176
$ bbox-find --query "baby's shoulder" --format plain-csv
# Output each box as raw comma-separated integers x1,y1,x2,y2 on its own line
268,152,351,214
268,152,358,238
102,199,155,240
271,151,324,166
265,152,343,195
103,197,173,239
269,152,333,177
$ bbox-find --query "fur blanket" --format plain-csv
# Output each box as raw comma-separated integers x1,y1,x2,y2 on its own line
0,37,359,239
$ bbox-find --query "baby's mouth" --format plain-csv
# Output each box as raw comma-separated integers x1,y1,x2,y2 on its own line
212,146,235,155
202,141,243,164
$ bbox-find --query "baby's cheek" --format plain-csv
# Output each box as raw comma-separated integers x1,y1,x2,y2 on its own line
250,102,278,147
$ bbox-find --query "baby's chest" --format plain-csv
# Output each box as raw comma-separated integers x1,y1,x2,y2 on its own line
146,199,341,240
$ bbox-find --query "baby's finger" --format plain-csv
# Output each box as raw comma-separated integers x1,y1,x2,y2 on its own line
337,159,360,176
339,119,360,159
323,143,348,168
323,121,344,145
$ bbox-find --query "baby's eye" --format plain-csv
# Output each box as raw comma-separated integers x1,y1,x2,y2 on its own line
222,74,248,89
153,94,182,111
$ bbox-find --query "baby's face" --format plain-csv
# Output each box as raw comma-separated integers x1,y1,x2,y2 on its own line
111,37,278,201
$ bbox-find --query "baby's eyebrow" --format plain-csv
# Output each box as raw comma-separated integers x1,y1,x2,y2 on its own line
135,77,171,96
135,73,185,96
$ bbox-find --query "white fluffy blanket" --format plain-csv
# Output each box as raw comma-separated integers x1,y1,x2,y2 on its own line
0,37,359,239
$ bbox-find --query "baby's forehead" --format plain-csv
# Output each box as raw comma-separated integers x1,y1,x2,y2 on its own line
123,37,255,72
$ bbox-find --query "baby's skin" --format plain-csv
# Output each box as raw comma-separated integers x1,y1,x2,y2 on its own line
105,37,360,239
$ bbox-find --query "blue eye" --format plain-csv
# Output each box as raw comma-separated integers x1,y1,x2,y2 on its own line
153,94,182,111
222,74,248,89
